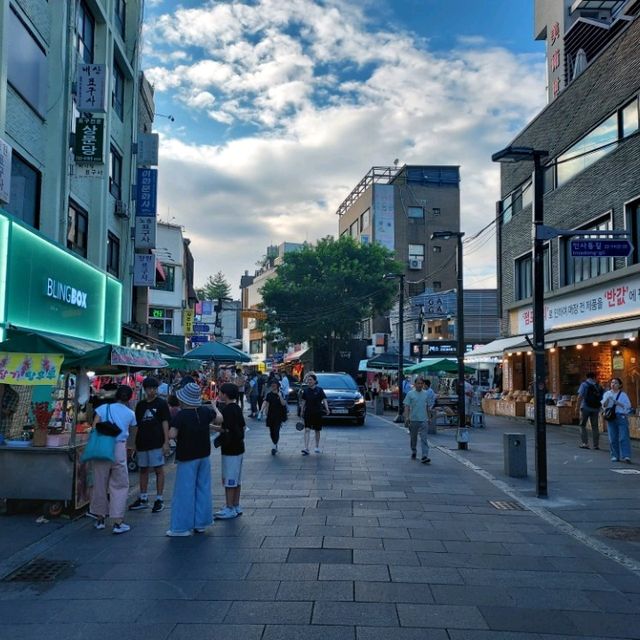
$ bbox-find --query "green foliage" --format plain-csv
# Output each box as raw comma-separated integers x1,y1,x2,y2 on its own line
197,271,231,301
260,236,401,346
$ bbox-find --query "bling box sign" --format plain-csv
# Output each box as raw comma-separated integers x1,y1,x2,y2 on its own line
0,211,122,344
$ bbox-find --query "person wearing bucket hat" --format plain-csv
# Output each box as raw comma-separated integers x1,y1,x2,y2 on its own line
166,383,222,536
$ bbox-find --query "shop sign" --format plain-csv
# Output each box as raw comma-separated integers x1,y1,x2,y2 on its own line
373,184,395,251
191,335,208,344
136,168,157,217
1,216,122,344
134,216,156,249
0,352,64,385
74,117,105,164
193,323,210,333
76,64,107,112
183,309,194,335
110,346,167,368
133,253,156,286
517,275,640,333
0,138,12,203
137,133,159,166
74,164,105,179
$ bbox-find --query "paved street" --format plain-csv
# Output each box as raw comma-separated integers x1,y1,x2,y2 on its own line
1,411,640,639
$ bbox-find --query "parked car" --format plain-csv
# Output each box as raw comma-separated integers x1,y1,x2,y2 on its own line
286,381,301,404
297,372,366,425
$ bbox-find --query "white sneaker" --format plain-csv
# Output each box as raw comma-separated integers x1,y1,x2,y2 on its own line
94,518,105,530
314,447,321,454
234,505,243,516
112,522,131,535
194,527,207,533
214,506,238,520
166,529,193,537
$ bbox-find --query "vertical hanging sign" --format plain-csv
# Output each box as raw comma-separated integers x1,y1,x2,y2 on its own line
76,64,108,113
136,168,158,217
133,254,156,286
74,117,105,163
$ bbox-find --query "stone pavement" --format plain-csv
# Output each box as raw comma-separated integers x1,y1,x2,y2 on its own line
0,410,639,639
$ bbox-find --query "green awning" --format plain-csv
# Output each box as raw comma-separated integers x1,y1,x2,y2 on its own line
405,358,474,375
183,341,251,363
163,355,201,370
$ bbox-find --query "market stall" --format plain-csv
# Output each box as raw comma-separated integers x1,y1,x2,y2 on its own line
0,331,168,516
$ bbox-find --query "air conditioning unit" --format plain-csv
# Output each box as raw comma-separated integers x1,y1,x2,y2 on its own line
408,259,423,270
114,200,129,218
366,345,376,358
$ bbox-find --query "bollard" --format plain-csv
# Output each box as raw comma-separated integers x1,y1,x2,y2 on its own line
503,433,527,477
456,426,470,450
374,395,384,415
471,412,485,428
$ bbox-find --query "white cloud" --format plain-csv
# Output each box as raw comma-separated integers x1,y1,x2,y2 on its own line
144,0,546,291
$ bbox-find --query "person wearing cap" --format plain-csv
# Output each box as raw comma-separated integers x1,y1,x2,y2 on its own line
129,377,171,513
166,382,221,536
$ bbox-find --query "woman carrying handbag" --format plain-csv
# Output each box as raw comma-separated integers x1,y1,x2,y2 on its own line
602,377,632,463
89,385,137,533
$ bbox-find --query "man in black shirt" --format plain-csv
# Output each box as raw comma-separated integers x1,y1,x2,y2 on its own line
212,383,246,519
300,373,329,455
129,377,171,513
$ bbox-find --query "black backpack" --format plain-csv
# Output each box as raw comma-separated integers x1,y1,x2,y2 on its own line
584,382,603,409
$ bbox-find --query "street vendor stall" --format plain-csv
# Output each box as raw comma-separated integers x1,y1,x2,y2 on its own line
0,331,167,516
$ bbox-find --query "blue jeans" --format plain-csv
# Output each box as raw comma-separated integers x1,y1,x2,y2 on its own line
607,415,631,460
170,456,213,533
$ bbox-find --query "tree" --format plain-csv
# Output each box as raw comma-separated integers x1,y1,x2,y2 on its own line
260,236,402,368
197,271,231,301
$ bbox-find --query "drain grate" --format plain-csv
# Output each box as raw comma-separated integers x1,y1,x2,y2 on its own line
488,500,526,511
3,559,74,583
597,527,640,542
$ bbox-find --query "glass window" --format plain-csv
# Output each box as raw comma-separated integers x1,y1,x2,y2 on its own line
622,98,639,138
350,221,358,237
360,208,370,231
408,244,424,260
249,339,263,354
522,181,532,209
557,114,618,187
112,61,124,120
151,265,175,292
75,0,95,64
407,206,424,219
515,248,551,300
148,308,173,334
433,246,442,253
109,146,122,199
432,208,440,216
5,152,40,229
115,0,126,38
628,198,640,265
502,193,512,224
563,218,612,285
544,164,556,194
107,232,120,277
67,201,88,258
7,8,48,116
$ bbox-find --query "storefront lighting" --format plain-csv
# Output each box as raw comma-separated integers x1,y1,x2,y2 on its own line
516,351,522,356
630,337,636,342
615,350,621,355
550,347,556,353
527,351,532,355
507,352,513,356
592,341,599,346
576,344,583,350
611,340,619,346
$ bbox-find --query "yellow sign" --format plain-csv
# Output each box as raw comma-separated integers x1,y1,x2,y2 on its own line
241,309,267,320
183,309,194,335
0,353,64,385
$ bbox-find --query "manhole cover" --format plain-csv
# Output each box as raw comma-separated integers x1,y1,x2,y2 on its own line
488,500,526,511
597,527,640,542
3,559,74,583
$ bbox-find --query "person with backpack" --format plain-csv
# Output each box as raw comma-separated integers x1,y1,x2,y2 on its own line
577,372,603,450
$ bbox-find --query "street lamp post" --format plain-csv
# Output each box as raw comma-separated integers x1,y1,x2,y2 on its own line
384,273,406,423
492,146,549,498
431,231,466,436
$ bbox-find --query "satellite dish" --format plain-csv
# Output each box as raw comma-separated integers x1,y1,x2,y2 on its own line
393,158,399,167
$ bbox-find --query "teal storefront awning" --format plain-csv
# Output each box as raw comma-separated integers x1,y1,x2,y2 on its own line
183,341,251,363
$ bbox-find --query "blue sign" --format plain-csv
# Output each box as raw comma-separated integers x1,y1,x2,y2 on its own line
136,168,158,217
571,239,632,258
193,323,210,333
191,335,209,344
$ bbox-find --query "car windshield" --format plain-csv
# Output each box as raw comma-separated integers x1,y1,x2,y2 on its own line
315,374,357,390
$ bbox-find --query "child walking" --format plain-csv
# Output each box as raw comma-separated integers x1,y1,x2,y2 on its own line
213,382,246,519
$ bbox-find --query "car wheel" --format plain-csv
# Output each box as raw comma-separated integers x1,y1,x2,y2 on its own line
356,417,365,426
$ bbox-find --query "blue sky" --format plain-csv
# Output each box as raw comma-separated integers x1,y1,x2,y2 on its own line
142,0,546,292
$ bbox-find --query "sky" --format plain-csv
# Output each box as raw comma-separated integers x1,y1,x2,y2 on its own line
142,0,547,296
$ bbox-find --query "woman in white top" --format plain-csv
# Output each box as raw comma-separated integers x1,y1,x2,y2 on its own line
601,377,632,463
89,385,137,534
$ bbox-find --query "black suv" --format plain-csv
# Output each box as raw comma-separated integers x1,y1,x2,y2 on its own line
297,372,366,425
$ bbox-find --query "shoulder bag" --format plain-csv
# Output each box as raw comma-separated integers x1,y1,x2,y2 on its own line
95,405,122,437
603,392,621,421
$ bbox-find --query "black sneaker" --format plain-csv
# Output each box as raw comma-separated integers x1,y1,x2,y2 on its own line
421,456,431,464
151,499,164,513
128,498,149,511
411,452,417,460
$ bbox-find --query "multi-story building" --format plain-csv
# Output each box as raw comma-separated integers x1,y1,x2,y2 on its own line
240,242,304,368
0,1,161,345
337,165,460,301
494,1,640,402
148,222,198,353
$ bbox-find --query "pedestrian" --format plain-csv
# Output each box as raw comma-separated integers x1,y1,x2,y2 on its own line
129,377,171,513
464,377,474,421
300,373,329,455
89,385,137,534
167,394,181,419
166,382,220,536
256,373,267,413
247,373,259,418
403,377,431,464
602,377,632,463
280,373,291,404
402,375,413,400
261,379,287,455
212,382,246,519
235,368,246,411
423,378,437,433
577,372,603,449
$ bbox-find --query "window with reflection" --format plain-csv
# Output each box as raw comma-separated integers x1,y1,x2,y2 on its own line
75,0,95,64
562,217,612,285
5,153,40,229
622,98,639,138
515,247,551,300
